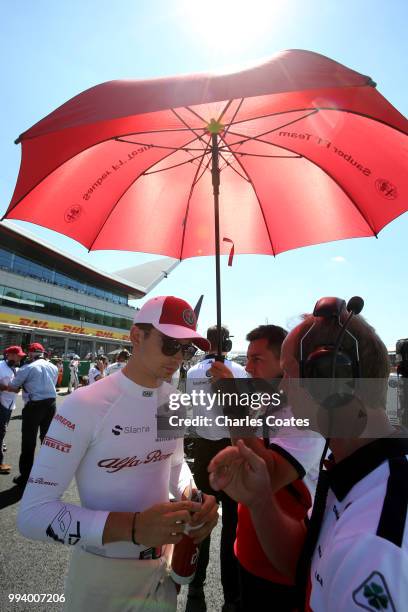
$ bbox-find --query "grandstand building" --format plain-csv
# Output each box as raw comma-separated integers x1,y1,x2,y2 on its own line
0,222,146,357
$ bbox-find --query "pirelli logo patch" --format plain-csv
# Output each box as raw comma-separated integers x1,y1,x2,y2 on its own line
43,436,72,454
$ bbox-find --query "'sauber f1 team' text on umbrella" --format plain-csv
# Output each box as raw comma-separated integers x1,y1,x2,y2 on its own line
4,49,408,355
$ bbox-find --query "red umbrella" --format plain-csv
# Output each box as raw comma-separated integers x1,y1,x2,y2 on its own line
4,49,408,355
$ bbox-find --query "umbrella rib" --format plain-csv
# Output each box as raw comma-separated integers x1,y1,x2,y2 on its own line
115,136,208,152
179,135,213,259
229,134,379,238
225,106,408,138
113,132,205,176
116,136,243,155
143,152,211,175
192,154,212,188
219,134,254,183
218,151,251,181
15,106,408,146
218,133,277,257
116,126,199,135
5,128,211,221
227,130,309,154
221,107,320,132
225,129,379,234
232,152,302,159
86,132,208,251
216,99,234,123
224,109,320,147
171,108,208,144
184,106,209,123
218,99,244,140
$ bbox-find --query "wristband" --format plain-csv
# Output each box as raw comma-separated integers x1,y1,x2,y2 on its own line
132,512,140,545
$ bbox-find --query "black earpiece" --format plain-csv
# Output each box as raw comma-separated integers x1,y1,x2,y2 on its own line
222,332,233,353
300,296,363,408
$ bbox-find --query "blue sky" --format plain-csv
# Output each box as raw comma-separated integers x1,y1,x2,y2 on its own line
1,0,407,351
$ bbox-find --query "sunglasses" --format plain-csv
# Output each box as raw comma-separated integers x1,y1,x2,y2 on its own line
160,335,198,359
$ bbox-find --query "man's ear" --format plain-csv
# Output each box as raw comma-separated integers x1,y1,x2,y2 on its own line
130,325,143,348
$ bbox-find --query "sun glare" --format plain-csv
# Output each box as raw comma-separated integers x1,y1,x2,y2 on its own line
178,0,283,58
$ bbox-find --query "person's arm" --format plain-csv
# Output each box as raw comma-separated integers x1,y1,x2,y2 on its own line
17,396,110,547
102,501,198,546
207,439,299,497
244,405,325,495
169,437,194,500
0,382,17,392
208,361,234,380
1,365,30,393
237,437,299,492
17,395,198,549
210,440,306,578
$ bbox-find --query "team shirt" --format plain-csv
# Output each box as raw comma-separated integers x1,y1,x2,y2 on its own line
267,404,324,496
12,358,58,401
307,436,408,612
0,360,18,410
236,404,325,583
88,366,105,385
17,371,192,559
186,356,248,440
105,362,126,376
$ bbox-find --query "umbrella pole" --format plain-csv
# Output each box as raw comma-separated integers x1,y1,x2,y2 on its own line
211,132,223,359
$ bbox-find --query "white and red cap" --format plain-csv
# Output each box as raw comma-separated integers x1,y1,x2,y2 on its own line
133,296,210,352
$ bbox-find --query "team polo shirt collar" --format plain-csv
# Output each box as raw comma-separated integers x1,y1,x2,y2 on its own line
328,435,408,501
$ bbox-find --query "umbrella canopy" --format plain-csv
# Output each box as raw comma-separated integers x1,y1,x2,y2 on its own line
5,49,407,257
4,49,408,352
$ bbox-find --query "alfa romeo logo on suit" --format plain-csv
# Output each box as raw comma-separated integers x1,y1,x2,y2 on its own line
182,309,195,326
64,205,82,223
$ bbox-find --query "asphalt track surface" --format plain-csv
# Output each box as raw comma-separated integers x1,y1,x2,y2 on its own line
0,393,223,612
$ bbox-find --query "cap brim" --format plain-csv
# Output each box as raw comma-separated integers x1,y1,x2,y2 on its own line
154,324,210,352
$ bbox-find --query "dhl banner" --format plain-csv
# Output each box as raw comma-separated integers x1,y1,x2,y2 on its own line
0,311,130,341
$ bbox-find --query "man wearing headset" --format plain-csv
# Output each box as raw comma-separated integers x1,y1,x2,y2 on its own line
185,325,247,612
209,325,324,612
209,298,408,611
17,296,218,612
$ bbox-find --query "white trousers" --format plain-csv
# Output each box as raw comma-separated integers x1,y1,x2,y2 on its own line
63,547,177,612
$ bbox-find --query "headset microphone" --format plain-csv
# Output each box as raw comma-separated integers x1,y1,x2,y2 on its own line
347,296,364,315
330,296,364,380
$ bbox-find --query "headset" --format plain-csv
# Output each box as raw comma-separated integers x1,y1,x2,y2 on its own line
206,326,233,355
299,296,364,409
221,329,233,353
